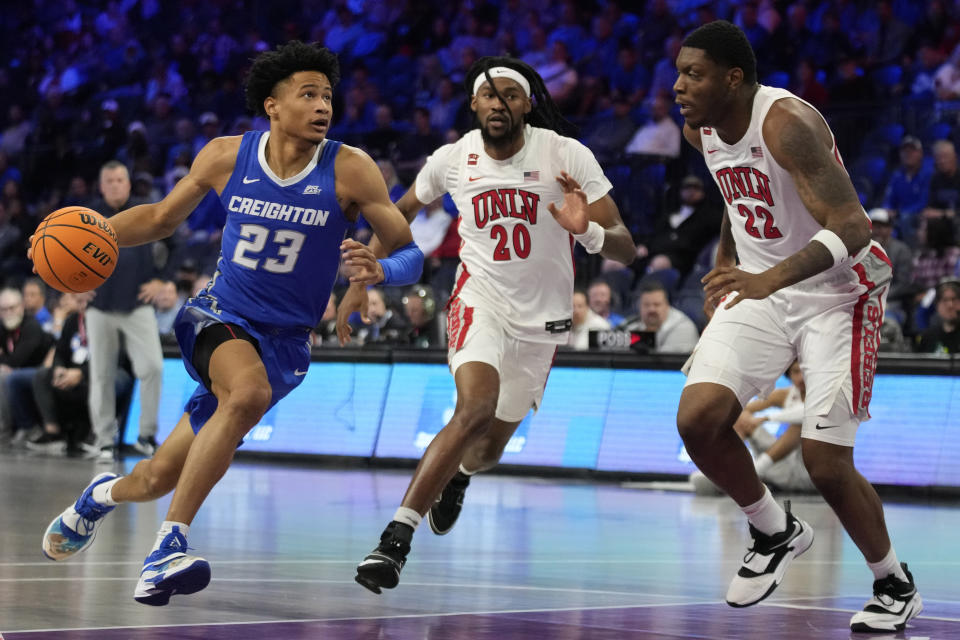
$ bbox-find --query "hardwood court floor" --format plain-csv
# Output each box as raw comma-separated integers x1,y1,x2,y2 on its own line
0,453,956,639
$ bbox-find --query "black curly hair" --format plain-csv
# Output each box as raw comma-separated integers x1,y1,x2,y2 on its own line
682,20,758,85
244,41,341,117
464,56,577,137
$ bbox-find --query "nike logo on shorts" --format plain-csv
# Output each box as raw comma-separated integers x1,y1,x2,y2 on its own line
468,176,483,181
815,423,839,430
294,369,308,376
243,176,260,184
706,149,719,154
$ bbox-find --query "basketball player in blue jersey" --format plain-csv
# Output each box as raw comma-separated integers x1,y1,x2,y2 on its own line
35,41,423,606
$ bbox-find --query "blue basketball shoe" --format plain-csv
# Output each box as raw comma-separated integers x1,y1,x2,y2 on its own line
42,472,118,561
134,527,211,606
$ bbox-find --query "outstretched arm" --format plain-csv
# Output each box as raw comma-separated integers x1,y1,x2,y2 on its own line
108,137,238,246
548,171,635,264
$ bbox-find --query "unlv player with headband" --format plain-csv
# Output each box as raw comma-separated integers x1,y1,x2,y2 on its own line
340,56,635,593
674,21,921,633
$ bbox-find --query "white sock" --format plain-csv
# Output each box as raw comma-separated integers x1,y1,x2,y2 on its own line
91,477,120,506
741,486,787,535
152,521,190,551
868,547,908,582
393,506,422,530
458,464,476,476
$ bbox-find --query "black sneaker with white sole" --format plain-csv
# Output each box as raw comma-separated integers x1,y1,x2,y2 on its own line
850,562,923,633
355,521,413,594
726,502,814,607
428,471,470,535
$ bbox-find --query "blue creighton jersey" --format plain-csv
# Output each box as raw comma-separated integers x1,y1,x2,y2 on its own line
204,131,348,328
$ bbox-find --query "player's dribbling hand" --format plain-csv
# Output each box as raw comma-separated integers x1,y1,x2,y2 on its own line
701,266,775,310
341,239,384,285
547,171,589,234
336,283,370,346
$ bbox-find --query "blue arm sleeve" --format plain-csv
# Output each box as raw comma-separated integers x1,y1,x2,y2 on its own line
378,241,424,286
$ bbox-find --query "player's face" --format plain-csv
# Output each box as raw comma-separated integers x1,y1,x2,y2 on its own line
673,47,736,129
267,71,333,144
471,77,531,147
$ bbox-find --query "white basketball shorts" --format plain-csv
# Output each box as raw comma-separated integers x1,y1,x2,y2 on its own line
684,246,891,446
447,295,558,423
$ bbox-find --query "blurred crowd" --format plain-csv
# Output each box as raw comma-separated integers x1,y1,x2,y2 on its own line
0,0,959,366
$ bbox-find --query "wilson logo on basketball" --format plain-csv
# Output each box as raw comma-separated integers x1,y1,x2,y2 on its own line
78,212,119,242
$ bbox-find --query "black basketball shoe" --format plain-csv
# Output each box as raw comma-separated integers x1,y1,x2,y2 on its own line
850,563,923,633
428,471,471,535
355,521,413,594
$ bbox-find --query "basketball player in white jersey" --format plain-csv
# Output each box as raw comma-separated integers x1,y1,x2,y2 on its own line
673,21,921,633
339,56,635,594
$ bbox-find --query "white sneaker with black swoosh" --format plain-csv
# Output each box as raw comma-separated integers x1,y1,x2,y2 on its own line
726,503,814,607
850,563,923,633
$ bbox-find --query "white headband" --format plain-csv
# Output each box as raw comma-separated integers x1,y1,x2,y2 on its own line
472,67,531,97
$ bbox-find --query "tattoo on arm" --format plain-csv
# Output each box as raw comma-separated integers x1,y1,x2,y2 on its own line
777,116,869,253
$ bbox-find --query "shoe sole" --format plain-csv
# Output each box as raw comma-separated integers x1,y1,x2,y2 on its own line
850,595,923,633
135,559,211,606
727,523,815,608
355,564,400,594
41,472,118,562
427,507,455,536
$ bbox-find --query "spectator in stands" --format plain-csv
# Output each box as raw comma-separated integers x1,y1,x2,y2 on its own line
568,289,611,350
536,41,578,110
926,140,960,221
0,287,52,446
0,104,31,159
588,279,624,328
882,135,932,243
153,280,183,344
634,176,721,283
402,285,442,348
624,95,681,160
620,280,699,354
583,97,637,165
22,278,52,330
790,59,829,109
84,160,164,460
351,287,409,346
934,44,960,101
61,175,91,208
863,1,911,67
868,208,915,322
25,293,132,455
394,107,443,186
916,280,960,353
193,112,221,157
363,104,404,162
427,78,463,133
908,44,944,99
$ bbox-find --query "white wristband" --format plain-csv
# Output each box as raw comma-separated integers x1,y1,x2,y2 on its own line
810,229,848,266
574,221,605,254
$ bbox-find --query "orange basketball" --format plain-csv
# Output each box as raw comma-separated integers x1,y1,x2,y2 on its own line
31,207,120,293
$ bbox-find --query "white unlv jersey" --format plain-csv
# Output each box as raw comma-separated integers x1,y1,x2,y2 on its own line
701,86,870,287
415,125,612,343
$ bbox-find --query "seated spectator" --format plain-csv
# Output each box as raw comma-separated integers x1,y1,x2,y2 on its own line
620,280,699,353
394,107,442,186
624,95,681,160
634,176,721,282
582,98,637,165
25,294,133,455
153,280,184,343
882,136,933,244
535,41,578,110
934,44,960,101
312,294,338,347
916,280,960,353
690,361,814,495
568,289,611,350
0,287,53,446
402,285,443,348
351,287,410,346
868,208,915,322
926,140,960,221
587,279,624,327
22,277,52,331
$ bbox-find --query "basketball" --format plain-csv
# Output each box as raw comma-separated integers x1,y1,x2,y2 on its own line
30,206,120,293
